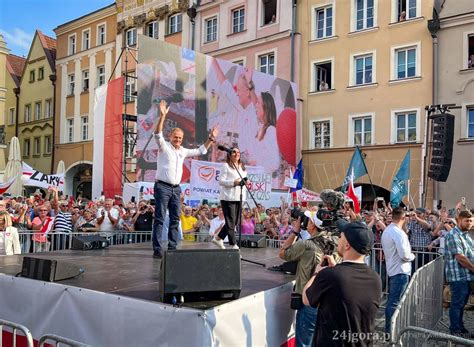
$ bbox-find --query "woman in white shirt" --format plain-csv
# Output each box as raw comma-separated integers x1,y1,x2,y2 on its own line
212,147,248,250
0,211,21,255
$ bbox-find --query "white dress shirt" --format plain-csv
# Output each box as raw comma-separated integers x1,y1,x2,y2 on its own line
154,132,207,185
0,226,21,255
218,163,248,202
381,223,415,277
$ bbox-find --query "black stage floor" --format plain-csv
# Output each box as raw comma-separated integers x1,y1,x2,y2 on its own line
0,242,293,309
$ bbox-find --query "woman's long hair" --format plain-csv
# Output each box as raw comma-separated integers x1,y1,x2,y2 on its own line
0,211,13,227
258,92,277,140
225,147,246,171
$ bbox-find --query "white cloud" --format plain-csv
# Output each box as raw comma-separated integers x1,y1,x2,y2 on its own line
0,28,34,51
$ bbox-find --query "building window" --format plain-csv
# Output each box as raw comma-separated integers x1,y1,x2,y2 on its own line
232,7,245,33
396,112,417,142
97,24,106,45
124,72,136,103
44,136,52,154
262,0,277,26
353,116,372,146
67,119,74,143
205,17,218,43
313,120,331,148
468,34,474,69
259,53,275,75
45,99,52,118
146,21,158,39
395,46,417,79
97,66,105,86
126,28,137,46
29,70,35,83
315,6,333,39
354,54,373,85
23,139,30,157
168,14,182,35
468,107,474,138
355,0,374,30
24,104,31,122
33,137,41,156
38,67,44,80
82,29,90,50
81,116,89,141
68,34,76,55
397,0,417,21
68,74,75,96
314,61,332,91
34,101,42,120
8,108,15,125
82,70,89,92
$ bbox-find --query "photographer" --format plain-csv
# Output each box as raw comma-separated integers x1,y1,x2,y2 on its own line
279,209,338,347
133,200,154,232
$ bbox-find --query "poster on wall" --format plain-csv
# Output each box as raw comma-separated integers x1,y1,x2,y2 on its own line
136,35,298,190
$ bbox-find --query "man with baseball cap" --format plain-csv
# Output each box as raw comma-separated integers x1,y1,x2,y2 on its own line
279,209,338,347
303,220,382,346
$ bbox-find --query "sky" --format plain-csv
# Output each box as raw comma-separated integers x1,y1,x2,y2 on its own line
0,0,114,57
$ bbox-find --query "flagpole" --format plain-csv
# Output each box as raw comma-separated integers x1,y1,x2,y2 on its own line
407,179,411,209
358,147,377,199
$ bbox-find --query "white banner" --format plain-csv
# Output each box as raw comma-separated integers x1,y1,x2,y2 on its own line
189,160,272,204
122,182,191,203
297,188,322,202
22,162,64,191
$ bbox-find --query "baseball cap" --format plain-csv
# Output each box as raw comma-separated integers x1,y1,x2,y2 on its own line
304,210,323,228
337,220,373,255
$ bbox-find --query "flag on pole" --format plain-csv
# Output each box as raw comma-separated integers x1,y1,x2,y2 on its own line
342,147,368,192
347,168,361,213
290,159,304,193
390,150,411,207
0,177,16,195
92,76,124,200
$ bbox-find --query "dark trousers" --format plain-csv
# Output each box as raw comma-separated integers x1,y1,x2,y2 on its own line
152,181,181,254
219,200,241,246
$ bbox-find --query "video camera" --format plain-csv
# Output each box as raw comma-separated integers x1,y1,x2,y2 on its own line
317,189,345,234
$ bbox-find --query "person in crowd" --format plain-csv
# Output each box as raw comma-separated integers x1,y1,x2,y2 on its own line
118,209,135,232
0,211,21,255
262,217,279,239
279,209,338,347
209,206,226,241
132,200,154,232
240,208,256,235
12,202,32,253
278,213,293,239
303,221,382,346
444,210,474,337
407,208,434,269
97,198,119,241
181,205,199,242
196,205,211,242
52,200,73,249
31,205,54,253
212,147,247,250
381,207,415,333
152,100,217,258
77,209,98,232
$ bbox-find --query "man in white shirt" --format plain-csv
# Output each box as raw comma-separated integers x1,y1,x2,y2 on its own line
97,198,120,241
381,207,415,333
152,100,218,258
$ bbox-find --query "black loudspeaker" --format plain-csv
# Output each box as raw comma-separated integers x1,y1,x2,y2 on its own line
236,234,267,248
21,257,84,282
428,114,455,182
71,235,110,250
160,249,241,304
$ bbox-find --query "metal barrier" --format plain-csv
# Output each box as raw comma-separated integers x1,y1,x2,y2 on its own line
38,334,91,347
395,326,474,346
0,318,34,347
390,257,449,346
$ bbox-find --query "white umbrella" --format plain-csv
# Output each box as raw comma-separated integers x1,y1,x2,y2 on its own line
56,160,65,174
3,137,23,196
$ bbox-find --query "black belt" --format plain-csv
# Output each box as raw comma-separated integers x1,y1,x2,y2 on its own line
156,180,179,188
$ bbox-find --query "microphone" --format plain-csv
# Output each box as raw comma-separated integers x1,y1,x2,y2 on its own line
153,93,184,105
217,145,233,154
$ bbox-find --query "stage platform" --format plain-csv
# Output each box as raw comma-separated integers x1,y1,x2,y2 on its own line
0,242,296,346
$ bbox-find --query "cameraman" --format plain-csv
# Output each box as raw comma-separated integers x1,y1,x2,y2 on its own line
279,210,338,347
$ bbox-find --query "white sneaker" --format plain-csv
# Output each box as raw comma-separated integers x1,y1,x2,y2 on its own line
212,238,225,249
231,244,239,250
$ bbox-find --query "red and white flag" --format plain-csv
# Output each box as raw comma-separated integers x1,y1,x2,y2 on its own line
0,177,16,195
92,77,124,199
347,168,361,213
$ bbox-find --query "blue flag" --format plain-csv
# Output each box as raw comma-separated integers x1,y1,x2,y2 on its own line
291,159,303,192
342,147,368,192
390,150,411,207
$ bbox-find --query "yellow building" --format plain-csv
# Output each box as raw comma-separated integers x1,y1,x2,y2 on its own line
0,34,10,170
54,4,117,199
17,30,56,174
298,0,435,207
